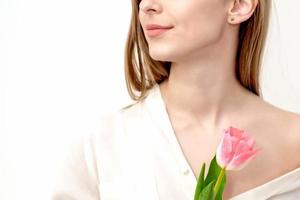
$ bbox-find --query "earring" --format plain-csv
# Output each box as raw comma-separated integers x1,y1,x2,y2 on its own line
230,17,235,22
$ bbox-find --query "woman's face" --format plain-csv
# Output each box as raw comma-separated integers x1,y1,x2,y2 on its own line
138,0,232,62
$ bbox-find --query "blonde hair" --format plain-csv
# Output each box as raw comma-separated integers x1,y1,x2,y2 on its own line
124,0,271,101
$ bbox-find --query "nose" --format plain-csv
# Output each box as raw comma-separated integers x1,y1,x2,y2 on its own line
139,0,162,14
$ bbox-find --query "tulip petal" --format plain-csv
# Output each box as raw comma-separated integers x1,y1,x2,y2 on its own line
233,140,251,158
230,137,240,151
229,126,244,139
246,137,255,147
226,148,261,170
216,130,233,167
241,132,250,140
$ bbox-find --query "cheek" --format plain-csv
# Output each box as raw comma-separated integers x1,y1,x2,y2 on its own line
176,2,227,49
144,1,227,62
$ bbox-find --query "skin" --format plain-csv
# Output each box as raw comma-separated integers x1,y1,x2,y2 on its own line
139,0,300,198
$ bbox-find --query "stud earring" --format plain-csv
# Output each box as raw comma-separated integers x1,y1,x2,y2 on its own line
230,17,235,22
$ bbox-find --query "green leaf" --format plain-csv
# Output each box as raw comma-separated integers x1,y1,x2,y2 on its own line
194,162,206,200
198,180,216,200
204,155,227,200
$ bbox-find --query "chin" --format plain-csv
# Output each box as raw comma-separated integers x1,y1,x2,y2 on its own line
148,48,177,62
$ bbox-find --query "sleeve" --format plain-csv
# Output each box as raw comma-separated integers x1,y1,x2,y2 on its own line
50,132,100,200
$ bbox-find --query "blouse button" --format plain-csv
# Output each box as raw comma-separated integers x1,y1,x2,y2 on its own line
183,169,190,176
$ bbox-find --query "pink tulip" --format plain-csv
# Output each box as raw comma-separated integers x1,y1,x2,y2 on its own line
216,126,261,170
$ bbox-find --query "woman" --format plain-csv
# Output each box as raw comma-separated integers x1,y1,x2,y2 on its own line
51,0,300,199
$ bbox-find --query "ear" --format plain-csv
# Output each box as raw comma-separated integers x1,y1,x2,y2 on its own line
227,0,258,24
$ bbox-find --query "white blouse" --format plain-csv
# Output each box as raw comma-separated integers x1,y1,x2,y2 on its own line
51,83,300,200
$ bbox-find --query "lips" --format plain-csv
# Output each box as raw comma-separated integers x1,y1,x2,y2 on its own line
145,24,174,37
145,24,174,30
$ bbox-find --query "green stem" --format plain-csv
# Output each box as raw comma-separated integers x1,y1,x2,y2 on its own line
213,168,226,194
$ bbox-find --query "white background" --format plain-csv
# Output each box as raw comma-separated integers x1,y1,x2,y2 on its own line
0,0,299,199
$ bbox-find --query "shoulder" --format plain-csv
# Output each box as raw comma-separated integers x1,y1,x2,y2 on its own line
247,97,300,154
269,102,300,141
260,102,300,162
250,96,300,133
95,98,148,135
284,111,300,151
273,109,300,169
118,90,153,119
118,84,158,117
268,105,300,143
240,100,300,182
96,101,140,126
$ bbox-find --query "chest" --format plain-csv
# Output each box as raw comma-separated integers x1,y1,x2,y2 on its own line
173,128,221,178
173,126,298,199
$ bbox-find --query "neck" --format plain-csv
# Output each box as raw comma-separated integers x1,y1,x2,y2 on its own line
159,32,252,129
